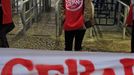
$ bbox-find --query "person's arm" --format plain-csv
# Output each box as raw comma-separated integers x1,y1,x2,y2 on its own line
85,0,95,25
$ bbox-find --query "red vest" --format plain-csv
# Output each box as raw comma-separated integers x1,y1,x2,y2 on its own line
64,0,84,31
1,0,12,24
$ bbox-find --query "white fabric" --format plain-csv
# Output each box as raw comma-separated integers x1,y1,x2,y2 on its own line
0,48,134,75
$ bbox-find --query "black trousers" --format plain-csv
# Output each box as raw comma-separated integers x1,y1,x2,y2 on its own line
0,7,9,48
64,29,86,51
131,20,134,53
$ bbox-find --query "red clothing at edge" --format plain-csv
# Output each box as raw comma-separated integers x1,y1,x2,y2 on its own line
126,0,133,26
1,0,12,24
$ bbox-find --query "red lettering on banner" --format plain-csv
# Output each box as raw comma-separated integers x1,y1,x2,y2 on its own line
36,65,64,75
79,60,95,75
1,58,33,75
120,58,134,75
1,58,134,75
65,59,77,75
103,68,115,75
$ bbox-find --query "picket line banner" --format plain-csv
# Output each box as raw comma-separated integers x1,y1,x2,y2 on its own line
0,48,134,75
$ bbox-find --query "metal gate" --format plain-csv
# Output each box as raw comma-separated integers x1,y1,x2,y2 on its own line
93,0,117,26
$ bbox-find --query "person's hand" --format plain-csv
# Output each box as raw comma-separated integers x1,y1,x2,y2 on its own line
90,18,95,26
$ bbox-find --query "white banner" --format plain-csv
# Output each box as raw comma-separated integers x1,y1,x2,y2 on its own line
0,48,134,75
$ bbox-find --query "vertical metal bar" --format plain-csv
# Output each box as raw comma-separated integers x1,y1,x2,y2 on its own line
114,2,118,25
117,1,121,27
43,0,45,12
122,6,129,39
34,0,38,22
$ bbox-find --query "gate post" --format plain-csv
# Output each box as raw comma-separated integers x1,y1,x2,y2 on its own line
45,0,51,12
34,0,38,22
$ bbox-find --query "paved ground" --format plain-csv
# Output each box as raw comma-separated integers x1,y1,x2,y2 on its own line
7,0,131,52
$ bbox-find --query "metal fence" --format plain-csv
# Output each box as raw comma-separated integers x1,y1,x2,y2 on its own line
20,0,35,32
93,0,117,26
11,0,130,39
116,0,130,39
11,0,21,15
11,0,51,33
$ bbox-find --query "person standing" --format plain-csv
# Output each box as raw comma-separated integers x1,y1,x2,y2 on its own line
0,0,15,47
59,0,94,51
